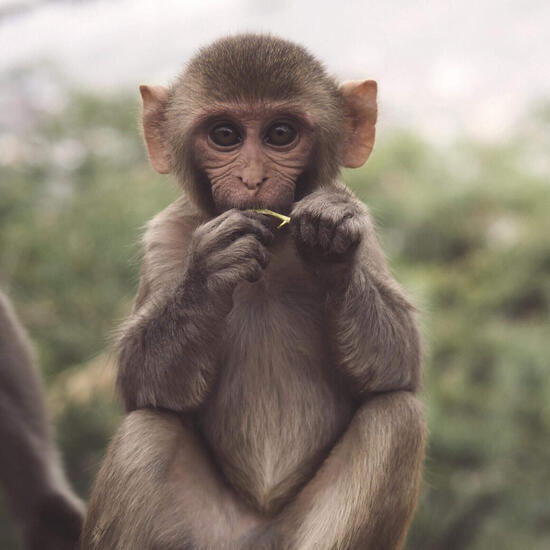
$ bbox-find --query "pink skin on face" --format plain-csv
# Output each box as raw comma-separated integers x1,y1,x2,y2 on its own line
192,103,315,215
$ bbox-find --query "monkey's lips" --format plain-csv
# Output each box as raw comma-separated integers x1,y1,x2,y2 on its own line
210,175,296,215
219,194,293,217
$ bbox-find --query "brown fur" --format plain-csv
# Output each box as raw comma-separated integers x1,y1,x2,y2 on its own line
82,34,426,550
0,290,84,550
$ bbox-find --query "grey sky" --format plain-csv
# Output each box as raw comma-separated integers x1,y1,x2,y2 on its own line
1,0,549,141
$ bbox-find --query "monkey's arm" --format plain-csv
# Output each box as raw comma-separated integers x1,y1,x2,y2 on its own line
326,242,421,395
292,185,421,397
117,270,226,412
248,391,426,550
0,292,84,550
284,187,425,550
117,202,273,411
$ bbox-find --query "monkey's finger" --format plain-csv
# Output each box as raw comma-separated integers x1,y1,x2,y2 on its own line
331,219,362,254
240,218,275,248
218,258,263,284
201,208,241,231
207,235,268,271
213,212,274,247
229,211,274,243
254,244,271,269
291,193,325,220
317,216,337,250
240,258,264,283
192,209,240,251
331,230,352,254
298,215,318,247
232,234,271,269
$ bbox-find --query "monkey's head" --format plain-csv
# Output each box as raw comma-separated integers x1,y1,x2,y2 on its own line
140,34,377,215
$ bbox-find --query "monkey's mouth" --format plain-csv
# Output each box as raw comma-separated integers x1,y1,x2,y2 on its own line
229,195,292,215
210,176,295,215
238,201,292,216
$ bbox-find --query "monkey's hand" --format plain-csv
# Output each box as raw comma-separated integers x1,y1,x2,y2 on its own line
187,209,274,302
291,189,367,285
116,210,273,412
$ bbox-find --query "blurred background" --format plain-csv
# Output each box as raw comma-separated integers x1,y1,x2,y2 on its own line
1,1,549,548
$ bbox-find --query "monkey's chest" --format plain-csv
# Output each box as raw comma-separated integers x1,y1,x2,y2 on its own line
199,281,352,514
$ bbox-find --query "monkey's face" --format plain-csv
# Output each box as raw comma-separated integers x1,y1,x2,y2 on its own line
139,36,378,218
192,103,315,214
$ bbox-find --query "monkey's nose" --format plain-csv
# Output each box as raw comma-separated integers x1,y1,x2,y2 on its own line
239,176,268,191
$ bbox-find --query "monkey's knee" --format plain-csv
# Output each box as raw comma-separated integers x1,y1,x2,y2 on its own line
111,409,189,466
87,408,188,503
388,391,426,444
398,391,427,454
357,391,427,463
82,410,188,550
350,393,426,549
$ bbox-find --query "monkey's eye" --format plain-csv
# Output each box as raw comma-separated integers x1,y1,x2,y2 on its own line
210,124,242,147
265,123,297,147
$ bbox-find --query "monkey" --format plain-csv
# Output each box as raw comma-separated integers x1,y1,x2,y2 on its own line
0,290,85,550
81,34,426,550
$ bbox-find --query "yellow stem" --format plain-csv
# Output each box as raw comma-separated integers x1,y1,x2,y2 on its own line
249,209,291,229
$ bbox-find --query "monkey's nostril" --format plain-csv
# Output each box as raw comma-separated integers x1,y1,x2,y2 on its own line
241,177,267,191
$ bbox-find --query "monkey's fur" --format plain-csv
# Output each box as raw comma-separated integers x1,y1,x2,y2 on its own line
82,34,426,550
0,291,84,550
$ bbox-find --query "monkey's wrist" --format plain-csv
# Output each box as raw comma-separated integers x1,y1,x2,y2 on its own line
316,260,355,292
175,267,233,317
205,278,236,312
296,240,357,286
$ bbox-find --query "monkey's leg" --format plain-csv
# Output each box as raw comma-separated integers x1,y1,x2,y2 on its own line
254,391,426,550
0,292,84,550
81,409,263,550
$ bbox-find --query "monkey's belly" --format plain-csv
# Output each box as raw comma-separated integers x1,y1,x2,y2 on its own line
199,285,353,514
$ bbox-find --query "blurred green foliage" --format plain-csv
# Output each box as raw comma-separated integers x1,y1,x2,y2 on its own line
1,84,549,549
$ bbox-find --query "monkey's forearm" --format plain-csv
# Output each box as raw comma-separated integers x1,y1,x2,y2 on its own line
0,292,85,548
117,275,230,412
293,184,421,395
326,257,422,397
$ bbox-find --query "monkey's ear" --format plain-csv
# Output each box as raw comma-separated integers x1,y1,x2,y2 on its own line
340,80,377,168
140,84,171,174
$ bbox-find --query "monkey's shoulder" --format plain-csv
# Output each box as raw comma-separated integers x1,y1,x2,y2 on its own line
139,195,205,289
143,194,204,251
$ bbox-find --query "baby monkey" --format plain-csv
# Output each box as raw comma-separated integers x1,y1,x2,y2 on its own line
82,34,426,550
